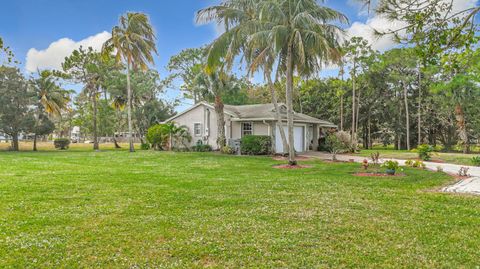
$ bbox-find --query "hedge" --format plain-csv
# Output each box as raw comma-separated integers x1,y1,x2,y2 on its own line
241,135,272,155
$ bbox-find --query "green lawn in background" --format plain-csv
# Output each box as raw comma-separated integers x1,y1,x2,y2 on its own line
355,148,479,166
0,150,479,268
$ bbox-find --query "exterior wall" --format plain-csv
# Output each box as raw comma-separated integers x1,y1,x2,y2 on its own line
170,104,206,148
170,104,235,150
230,121,271,140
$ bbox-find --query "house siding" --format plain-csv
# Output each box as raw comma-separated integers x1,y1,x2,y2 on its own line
231,121,271,140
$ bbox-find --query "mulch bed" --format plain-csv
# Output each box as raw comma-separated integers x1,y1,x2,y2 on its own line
272,164,313,169
353,172,406,177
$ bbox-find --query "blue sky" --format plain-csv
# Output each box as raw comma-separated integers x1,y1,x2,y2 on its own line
1,0,475,111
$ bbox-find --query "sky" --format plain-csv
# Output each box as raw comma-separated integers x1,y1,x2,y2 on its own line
0,0,477,111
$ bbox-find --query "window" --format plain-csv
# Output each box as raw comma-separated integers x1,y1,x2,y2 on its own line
241,122,253,136
194,123,202,137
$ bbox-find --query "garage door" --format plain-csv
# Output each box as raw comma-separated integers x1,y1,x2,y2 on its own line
275,125,304,153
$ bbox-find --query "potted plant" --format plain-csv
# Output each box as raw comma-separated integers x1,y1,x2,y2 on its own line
382,160,399,175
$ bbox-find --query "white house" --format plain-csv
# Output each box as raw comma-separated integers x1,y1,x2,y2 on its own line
163,102,337,153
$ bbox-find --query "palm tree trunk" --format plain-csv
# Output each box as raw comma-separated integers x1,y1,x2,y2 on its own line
126,62,135,152
267,75,288,155
351,61,357,149
286,44,296,165
33,110,40,151
403,81,410,150
455,103,469,154
214,94,226,148
92,88,99,151
417,62,422,145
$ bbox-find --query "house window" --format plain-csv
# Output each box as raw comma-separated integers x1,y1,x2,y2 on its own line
241,122,253,136
194,123,202,137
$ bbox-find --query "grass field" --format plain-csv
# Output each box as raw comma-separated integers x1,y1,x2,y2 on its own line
0,141,137,152
1,149,480,267
355,148,479,166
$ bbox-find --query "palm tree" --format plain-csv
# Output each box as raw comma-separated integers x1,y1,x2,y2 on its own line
31,71,70,151
103,12,157,152
198,0,347,165
193,70,240,148
163,122,192,150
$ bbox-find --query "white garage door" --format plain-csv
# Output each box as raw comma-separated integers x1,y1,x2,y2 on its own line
275,125,304,153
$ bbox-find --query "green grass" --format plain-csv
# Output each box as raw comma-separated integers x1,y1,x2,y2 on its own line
0,150,479,268
356,149,479,166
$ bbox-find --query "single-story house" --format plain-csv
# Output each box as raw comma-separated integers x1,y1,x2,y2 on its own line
163,102,337,153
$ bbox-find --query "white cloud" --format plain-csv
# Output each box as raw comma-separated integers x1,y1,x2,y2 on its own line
346,0,478,51
25,31,111,72
347,16,407,50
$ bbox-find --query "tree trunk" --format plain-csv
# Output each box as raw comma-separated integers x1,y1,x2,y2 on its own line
367,115,371,149
455,103,469,154
92,87,99,151
33,134,38,151
214,94,226,148
126,62,135,152
403,82,410,150
355,86,361,135
12,133,19,151
267,75,288,155
286,44,297,165
340,94,344,131
113,137,121,149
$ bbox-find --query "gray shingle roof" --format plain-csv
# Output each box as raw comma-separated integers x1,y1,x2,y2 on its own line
224,103,337,128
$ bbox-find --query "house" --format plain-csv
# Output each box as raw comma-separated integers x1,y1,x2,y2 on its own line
163,102,337,153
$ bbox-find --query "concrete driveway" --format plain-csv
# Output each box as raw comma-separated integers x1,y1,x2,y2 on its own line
302,152,480,196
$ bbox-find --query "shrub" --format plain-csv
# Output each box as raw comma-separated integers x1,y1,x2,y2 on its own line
416,144,434,161
436,166,444,173
146,124,168,150
54,138,70,150
471,156,480,166
336,131,354,152
382,160,399,171
241,135,272,155
192,144,212,152
405,159,426,169
325,131,352,160
458,167,470,177
140,143,151,150
173,147,191,152
221,145,235,155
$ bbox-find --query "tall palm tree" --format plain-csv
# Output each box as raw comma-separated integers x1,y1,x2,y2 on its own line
103,12,157,152
31,72,70,151
198,0,347,165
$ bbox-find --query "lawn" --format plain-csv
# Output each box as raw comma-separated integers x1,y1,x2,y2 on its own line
355,148,479,166
0,150,479,268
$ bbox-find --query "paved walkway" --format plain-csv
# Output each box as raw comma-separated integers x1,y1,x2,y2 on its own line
301,152,480,196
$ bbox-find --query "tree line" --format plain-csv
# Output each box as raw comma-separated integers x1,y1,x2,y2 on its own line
0,0,479,164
